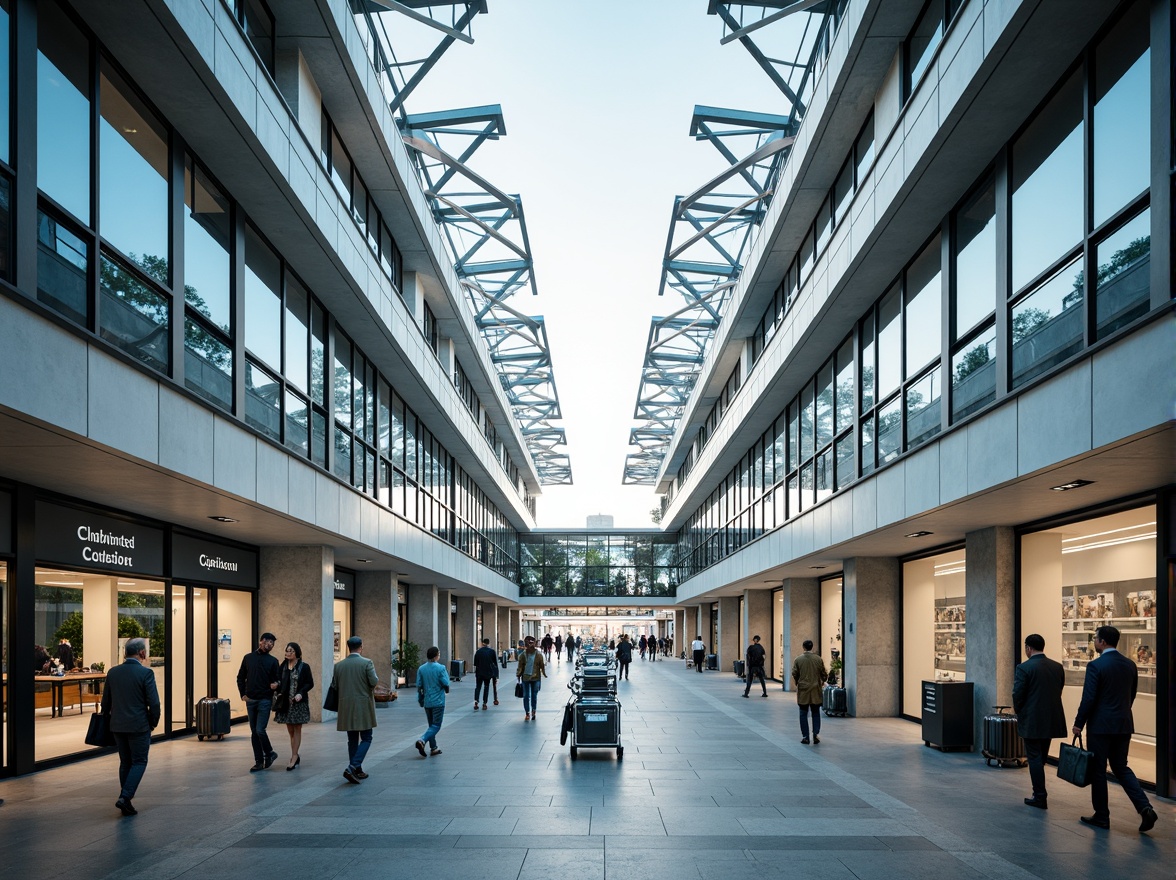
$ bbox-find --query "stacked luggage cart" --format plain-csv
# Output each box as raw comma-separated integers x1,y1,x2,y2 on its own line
561,649,623,760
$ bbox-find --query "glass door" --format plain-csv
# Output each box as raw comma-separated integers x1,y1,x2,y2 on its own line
168,584,210,733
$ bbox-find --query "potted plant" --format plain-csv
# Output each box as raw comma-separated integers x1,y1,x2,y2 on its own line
392,640,421,687
827,652,843,687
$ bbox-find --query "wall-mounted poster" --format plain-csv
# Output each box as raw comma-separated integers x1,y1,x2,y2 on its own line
333,621,342,660
219,629,232,662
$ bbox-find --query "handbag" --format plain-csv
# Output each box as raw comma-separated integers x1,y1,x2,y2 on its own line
514,680,524,698
85,708,115,747
323,682,339,712
1057,734,1095,787
374,682,396,703
272,692,290,715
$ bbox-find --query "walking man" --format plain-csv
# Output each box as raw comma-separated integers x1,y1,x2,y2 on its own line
332,636,378,784
102,637,160,816
566,636,575,662
615,633,633,680
472,638,499,710
1012,633,1066,809
236,632,281,771
415,646,450,757
691,635,706,672
791,640,827,743
743,635,768,698
1071,625,1158,833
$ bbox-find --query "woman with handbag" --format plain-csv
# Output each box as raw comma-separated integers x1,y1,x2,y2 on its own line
515,636,546,721
274,642,314,770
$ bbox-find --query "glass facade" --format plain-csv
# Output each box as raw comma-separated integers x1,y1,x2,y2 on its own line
519,533,678,598
902,549,966,718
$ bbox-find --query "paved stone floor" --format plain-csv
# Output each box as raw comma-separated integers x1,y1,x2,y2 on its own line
0,655,1171,879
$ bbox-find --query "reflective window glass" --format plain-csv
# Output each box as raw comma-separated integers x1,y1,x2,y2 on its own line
815,448,832,503
877,283,901,398
799,227,815,283
860,415,875,476
951,325,996,421
953,176,996,339
332,427,351,482
184,159,231,333
1010,254,1083,388
816,360,833,450
1094,207,1151,340
1093,2,1150,227
815,195,833,255
800,382,815,461
333,327,352,429
99,63,168,283
0,1,11,165
244,224,281,370
906,366,941,449
905,0,944,98
854,114,875,183
310,302,326,405
787,400,799,472
1011,70,1083,292
877,395,901,465
37,210,88,324
0,176,10,282
284,276,309,392
835,337,854,433
37,0,90,223
311,409,326,468
905,236,942,376
833,159,853,225
329,127,350,201
284,390,308,457
244,360,281,442
184,315,232,410
240,0,275,77
859,314,875,413
99,254,169,373
835,433,854,489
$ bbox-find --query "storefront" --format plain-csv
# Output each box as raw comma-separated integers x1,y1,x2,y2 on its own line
2,486,258,775
332,569,355,663
902,548,966,718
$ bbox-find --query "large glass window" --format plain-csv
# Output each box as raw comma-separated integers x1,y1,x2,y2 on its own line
1011,70,1083,292
951,325,996,421
904,0,945,99
99,62,169,283
1094,207,1151,340
953,177,996,339
37,0,91,224
216,589,253,718
244,224,281,371
905,236,942,376
1010,255,1083,388
37,210,89,325
902,550,966,718
98,254,169,373
1020,506,1157,785
184,158,231,333
0,0,12,165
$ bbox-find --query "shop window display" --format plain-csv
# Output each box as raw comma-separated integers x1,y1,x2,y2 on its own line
902,550,965,718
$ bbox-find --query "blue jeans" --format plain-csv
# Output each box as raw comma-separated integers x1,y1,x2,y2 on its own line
112,731,151,800
422,706,445,749
246,698,274,761
347,728,373,770
522,679,541,713
799,704,821,738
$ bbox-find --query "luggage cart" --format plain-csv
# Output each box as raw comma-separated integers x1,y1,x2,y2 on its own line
561,654,623,760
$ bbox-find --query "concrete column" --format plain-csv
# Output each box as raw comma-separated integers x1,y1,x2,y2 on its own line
782,578,820,693
718,596,740,671
436,590,454,662
406,584,438,685
509,608,522,648
965,526,1016,746
454,596,476,665
496,605,511,653
743,588,773,675
260,546,334,722
82,576,117,672
843,557,900,717
355,570,396,687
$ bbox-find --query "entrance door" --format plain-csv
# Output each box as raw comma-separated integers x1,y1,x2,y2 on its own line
169,584,210,733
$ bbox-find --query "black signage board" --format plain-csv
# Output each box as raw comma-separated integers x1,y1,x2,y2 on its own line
36,501,164,575
0,490,11,554
334,568,355,600
172,532,258,589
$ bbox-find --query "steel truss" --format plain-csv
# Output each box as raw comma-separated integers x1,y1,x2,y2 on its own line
623,1,845,486
351,2,571,486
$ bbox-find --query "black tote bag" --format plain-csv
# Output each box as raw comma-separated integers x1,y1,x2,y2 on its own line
1057,734,1095,787
85,708,115,747
323,682,339,712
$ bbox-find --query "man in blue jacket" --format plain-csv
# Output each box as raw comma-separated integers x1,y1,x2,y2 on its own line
1072,625,1157,833
102,637,160,816
415,646,450,757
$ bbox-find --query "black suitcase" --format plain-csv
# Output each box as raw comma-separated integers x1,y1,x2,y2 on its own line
450,659,465,681
733,660,745,678
196,696,230,741
982,705,1026,767
706,653,718,670
822,686,848,717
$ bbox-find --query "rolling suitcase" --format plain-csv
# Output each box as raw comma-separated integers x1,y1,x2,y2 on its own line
822,685,848,717
450,659,465,681
196,696,231,741
733,660,745,678
982,705,1026,767
706,653,718,670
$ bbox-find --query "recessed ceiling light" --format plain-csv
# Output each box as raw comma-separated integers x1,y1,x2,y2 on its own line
809,565,827,570
208,516,237,523
905,530,933,538
356,558,372,564
1050,479,1094,492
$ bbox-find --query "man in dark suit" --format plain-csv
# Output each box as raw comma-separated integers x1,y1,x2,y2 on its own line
1072,625,1157,833
101,637,160,816
1012,633,1066,809
472,638,499,710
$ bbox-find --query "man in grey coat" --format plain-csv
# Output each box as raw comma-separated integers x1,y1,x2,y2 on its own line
331,636,378,784
1012,633,1066,809
101,637,160,816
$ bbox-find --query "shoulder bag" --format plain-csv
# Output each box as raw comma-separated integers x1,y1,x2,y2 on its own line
1057,733,1095,787
85,706,115,747
323,681,339,712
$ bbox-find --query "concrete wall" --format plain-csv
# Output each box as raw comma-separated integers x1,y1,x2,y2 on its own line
843,557,900,717
965,526,1016,745
782,578,820,693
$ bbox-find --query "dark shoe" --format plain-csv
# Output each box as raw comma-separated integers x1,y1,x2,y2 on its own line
115,798,137,816
1024,797,1048,810
761,692,768,697
415,740,427,757
430,749,442,756
482,703,488,710
264,751,277,769
800,737,810,744
1080,815,1110,830
343,767,361,784
473,702,479,710
742,693,749,698
812,735,820,744
353,769,368,779
1139,807,1157,833
249,761,265,772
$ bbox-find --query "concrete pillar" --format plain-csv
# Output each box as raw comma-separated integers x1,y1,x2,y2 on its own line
406,584,438,685
260,546,333,722
496,605,511,653
454,596,476,665
436,590,453,663
743,588,773,675
718,596,740,671
782,578,820,693
355,570,396,687
965,526,1016,746
82,576,117,672
509,608,522,648
843,557,900,717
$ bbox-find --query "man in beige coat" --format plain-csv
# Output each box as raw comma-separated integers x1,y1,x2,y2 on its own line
791,639,828,744
331,636,378,783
